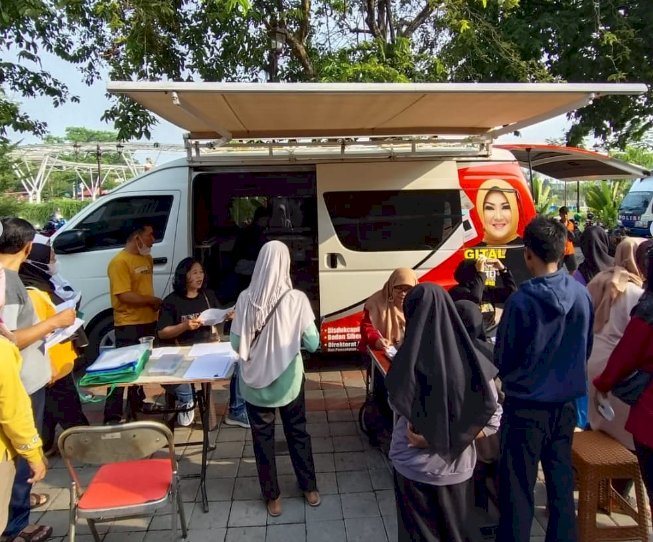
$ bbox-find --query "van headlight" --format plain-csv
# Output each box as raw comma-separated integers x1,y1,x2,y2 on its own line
617,219,623,226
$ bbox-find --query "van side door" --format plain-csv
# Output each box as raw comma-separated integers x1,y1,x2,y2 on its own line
316,161,463,351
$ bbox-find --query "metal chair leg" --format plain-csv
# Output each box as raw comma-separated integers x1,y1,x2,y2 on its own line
87,519,102,542
68,504,76,542
171,491,178,542
176,478,188,538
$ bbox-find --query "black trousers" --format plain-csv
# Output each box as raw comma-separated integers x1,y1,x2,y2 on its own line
634,439,653,518
42,373,89,451
393,469,478,542
103,322,156,423
498,398,577,542
245,383,317,500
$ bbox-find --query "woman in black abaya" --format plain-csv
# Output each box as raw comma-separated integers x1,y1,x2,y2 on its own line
385,284,501,542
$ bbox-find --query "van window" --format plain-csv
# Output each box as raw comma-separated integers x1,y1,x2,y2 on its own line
620,191,652,213
76,195,174,250
324,190,463,252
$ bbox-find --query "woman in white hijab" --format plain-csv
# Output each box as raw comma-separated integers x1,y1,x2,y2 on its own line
231,240,320,517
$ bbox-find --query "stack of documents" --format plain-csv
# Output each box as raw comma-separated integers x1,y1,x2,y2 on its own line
183,342,238,380
86,344,147,374
148,354,184,376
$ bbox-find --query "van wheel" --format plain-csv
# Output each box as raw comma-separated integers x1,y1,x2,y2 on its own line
86,314,116,364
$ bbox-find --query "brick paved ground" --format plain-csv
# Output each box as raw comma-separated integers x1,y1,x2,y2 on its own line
33,364,651,542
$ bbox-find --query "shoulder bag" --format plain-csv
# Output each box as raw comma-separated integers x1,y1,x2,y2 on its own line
248,289,292,357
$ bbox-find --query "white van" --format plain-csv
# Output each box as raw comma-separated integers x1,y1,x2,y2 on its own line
619,177,653,237
51,82,646,358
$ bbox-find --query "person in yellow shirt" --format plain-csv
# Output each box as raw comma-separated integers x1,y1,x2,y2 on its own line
103,223,162,424
18,239,89,455
0,266,47,535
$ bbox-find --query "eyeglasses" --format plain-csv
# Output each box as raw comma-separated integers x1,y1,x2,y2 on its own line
393,285,413,293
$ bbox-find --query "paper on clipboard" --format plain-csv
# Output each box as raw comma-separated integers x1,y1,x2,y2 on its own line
188,342,238,358
198,307,233,326
183,354,234,380
45,318,84,349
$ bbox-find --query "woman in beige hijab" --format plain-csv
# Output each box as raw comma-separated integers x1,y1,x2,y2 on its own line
359,267,419,351
587,237,647,450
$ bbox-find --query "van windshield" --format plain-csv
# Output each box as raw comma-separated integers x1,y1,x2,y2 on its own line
620,191,653,213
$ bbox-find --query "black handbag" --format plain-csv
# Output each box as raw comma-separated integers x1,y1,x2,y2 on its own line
612,370,653,406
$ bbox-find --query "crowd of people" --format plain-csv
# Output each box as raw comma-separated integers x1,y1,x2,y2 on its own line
358,216,653,541
1,211,653,542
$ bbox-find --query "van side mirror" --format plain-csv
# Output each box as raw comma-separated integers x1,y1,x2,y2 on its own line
52,230,87,254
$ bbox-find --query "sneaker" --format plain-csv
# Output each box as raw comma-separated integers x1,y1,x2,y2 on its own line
224,410,250,428
176,401,195,427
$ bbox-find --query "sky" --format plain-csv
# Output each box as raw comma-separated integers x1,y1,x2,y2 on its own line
7,54,573,165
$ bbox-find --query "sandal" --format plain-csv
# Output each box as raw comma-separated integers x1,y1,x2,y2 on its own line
7,525,53,542
29,494,49,509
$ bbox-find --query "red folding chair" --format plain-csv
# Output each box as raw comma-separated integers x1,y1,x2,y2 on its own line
58,421,188,542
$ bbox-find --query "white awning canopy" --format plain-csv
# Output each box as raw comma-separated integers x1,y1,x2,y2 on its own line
497,144,650,182
107,82,647,141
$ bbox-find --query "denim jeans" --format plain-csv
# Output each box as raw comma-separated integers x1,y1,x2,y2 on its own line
229,362,246,417
3,388,46,537
164,384,194,404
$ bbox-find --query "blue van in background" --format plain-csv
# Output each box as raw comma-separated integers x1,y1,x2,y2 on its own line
619,177,653,237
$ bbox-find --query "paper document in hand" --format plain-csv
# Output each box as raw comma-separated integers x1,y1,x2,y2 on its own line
198,307,233,326
188,342,238,358
148,354,184,375
183,354,234,380
151,346,181,359
385,346,397,360
45,318,84,350
86,344,147,373
55,295,80,313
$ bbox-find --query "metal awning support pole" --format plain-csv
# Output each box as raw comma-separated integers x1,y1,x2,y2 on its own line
576,180,580,211
526,147,534,195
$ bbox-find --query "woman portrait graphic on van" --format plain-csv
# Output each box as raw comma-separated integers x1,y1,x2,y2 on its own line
473,178,530,285
476,179,521,246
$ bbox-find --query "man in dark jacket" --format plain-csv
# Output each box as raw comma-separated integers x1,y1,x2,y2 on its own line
494,216,593,542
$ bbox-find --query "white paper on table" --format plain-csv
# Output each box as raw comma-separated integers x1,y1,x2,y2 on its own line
150,346,181,359
182,354,235,380
188,342,237,358
198,307,233,326
55,296,80,313
45,318,84,349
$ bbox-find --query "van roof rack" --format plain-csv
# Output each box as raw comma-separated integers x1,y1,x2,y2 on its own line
108,82,647,149
182,135,492,163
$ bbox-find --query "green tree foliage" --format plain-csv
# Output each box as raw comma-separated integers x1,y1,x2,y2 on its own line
1,0,651,147
17,198,91,227
440,0,653,148
0,1,106,142
531,175,558,215
610,143,653,171
584,180,632,229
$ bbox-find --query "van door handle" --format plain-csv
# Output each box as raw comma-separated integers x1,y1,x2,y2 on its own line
326,253,341,269
153,257,168,266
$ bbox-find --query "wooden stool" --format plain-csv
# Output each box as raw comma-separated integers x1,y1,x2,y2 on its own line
572,430,650,541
